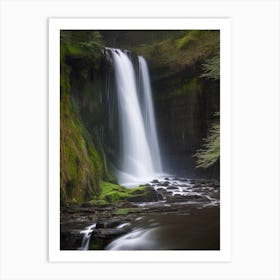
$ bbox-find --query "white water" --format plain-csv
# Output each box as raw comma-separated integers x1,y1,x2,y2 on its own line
109,49,163,186
79,223,96,250
105,227,158,250
139,56,162,173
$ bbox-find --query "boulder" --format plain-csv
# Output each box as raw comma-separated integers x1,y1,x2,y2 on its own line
60,229,84,250
96,218,124,229
127,187,158,202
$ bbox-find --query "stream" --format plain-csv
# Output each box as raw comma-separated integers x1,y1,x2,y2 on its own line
61,176,220,250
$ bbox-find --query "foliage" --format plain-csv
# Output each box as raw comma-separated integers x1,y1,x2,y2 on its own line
192,44,220,169
80,32,103,54
194,113,220,168
99,181,148,203
60,30,104,71
134,30,219,71
200,55,220,80
60,71,103,203
177,30,208,49
99,30,186,49
60,31,105,204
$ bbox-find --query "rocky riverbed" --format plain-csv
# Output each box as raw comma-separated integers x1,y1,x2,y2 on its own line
60,177,220,250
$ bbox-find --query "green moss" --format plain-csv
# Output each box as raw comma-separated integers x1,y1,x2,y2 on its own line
99,181,130,202
134,30,219,71
60,56,103,204
88,199,109,206
64,44,86,56
177,30,208,49
59,31,109,205
99,182,149,203
113,208,142,215
60,30,104,69
170,77,203,97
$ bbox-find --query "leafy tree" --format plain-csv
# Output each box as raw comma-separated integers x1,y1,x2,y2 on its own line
60,30,104,67
194,113,220,168
200,55,220,80
194,54,220,168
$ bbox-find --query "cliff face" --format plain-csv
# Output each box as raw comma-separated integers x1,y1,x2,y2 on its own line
153,62,220,177
60,30,220,204
60,31,112,204
133,30,220,177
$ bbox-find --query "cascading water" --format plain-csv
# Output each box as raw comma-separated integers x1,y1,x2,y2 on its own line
79,223,96,250
105,48,163,187
138,56,162,173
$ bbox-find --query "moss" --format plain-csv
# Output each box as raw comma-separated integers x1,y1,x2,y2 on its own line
134,30,219,71
64,44,86,57
99,181,130,202
88,199,109,206
99,182,149,203
113,208,142,215
59,31,110,205
177,30,208,49
170,77,203,97
60,54,103,204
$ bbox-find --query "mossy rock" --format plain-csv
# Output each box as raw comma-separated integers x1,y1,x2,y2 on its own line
113,208,143,215
99,181,158,203
127,186,158,202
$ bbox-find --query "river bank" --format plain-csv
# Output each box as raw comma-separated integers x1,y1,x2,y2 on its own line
60,177,220,250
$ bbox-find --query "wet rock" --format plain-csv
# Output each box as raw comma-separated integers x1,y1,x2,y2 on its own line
81,202,94,207
127,187,158,202
187,194,212,202
60,229,83,250
164,177,170,180
166,195,187,203
151,179,160,184
116,201,134,208
156,193,165,200
63,206,97,214
162,181,170,186
92,228,128,238
166,186,178,190
187,194,203,200
156,187,166,192
96,218,123,229
190,184,202,189
89,228,129,250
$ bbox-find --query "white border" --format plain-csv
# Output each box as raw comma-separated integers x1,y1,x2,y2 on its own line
49,18,231,262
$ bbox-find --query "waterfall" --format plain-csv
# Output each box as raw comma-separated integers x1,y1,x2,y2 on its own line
105,48,162,187
78,223,96,250
138,56,162,173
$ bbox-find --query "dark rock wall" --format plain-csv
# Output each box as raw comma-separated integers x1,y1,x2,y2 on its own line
150,61,220,178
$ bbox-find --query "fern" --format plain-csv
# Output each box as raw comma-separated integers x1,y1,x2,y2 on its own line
194,113,220,168
200,55,220,80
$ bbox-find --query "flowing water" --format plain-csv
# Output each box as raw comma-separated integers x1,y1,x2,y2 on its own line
138,56,162,173
61,50,220,251
104,177,220,250
74,50,220,250
73,177,220,251
106,49,163,187
79,223,96,250
105,210,220,250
